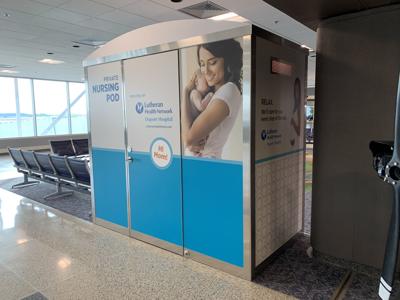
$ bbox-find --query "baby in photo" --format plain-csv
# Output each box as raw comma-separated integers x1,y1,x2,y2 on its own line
189,69,214,118
185,69,214,157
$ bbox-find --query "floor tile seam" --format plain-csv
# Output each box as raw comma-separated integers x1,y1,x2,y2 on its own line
0,260,40,297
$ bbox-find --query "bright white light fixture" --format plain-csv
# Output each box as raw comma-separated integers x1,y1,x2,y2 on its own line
0,69,19,73
209,12,238,21
39,58,65,64
301,44,314,51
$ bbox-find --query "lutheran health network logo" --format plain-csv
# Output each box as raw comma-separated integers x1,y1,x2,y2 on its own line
136,102,144,114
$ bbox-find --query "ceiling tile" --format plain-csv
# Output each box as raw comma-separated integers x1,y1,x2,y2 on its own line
0,47,52,60
151,0,204,10
42,8,91,23
122,0,174,19
215,0,269,18
97,9,154,27
60,0,115,17
92,0,139,8
0,8,36,24
0,19,52,36
0,29,38,41
30,15,115,39
78,18,132,35
31,0,69,6
11,37,93,57
0,0,319,82
37,31,84,44
153,10,194,22
0,0,53,15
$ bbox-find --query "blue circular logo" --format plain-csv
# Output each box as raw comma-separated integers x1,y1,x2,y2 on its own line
136,102,144,114
261,129,267,141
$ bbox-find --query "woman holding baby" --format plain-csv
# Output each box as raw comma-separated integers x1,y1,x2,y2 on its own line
181,39,243,159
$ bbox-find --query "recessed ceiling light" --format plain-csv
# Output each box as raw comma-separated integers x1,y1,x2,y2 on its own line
39,58,65,64
2,12,10,17
0,69,19,74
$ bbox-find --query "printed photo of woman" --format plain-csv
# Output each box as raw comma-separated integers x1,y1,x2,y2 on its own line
181,38,243,159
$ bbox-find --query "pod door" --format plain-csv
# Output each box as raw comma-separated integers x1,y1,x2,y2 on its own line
179,39,246,271
123,51,183,254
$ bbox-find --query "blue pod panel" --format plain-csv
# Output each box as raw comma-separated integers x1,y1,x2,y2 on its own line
183,157,244,267
129,152,183,247
92,147,128,228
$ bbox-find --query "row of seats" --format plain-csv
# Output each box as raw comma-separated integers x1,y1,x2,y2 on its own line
8,148,91,200
50,138,89,157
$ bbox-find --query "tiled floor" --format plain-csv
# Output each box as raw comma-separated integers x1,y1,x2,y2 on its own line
1,152,394,300
0,154,20,181
0,188,291,300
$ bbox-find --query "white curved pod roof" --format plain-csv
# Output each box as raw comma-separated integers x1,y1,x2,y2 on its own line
84,19,250,67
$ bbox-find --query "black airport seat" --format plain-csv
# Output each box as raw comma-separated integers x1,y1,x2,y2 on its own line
8,148,27,169
72,139,89,156
21,150,40,172
45,154,74,199
9,148,91,199
67,157,91,186
33,152,56,176
8,148,39,188
49,155,73,179
50,140,75,156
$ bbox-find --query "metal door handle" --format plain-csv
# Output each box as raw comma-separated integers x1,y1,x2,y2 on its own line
126,156,133,162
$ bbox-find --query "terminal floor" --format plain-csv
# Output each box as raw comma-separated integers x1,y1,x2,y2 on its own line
0,153,396,299
0,188,397,299
0,188,291,300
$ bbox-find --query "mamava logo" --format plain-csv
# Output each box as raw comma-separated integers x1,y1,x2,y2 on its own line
135,102,144,114
150,138,172,169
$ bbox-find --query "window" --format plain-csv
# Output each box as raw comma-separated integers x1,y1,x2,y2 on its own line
69,82,87,134
0,78,17,138
34,80,69,136
0,76,88,139
17,79,35,137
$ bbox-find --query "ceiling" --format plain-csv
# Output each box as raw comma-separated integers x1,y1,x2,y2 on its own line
0,0,316,84
263,0,400,30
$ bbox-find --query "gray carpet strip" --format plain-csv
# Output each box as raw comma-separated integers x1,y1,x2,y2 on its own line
0,177,91,222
